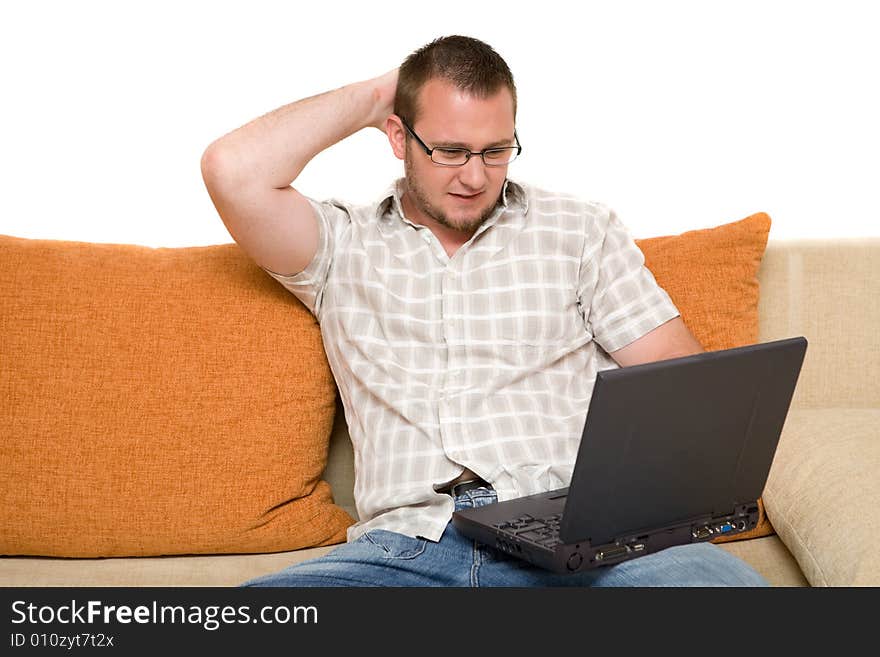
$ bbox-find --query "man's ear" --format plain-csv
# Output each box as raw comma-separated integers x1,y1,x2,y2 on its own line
386,115,407,161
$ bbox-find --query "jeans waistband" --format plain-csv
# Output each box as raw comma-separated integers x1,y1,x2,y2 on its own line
447,477,492,498
453,485,497,511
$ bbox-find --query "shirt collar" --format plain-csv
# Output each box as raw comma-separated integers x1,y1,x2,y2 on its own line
375,177,528,224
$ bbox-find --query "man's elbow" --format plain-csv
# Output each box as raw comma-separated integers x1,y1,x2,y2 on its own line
200,142,231,186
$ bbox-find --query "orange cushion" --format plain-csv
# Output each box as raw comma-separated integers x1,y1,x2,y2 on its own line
636,212,774,542
0,235,354,557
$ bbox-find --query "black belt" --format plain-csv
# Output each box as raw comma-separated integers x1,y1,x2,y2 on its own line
446,478,492,497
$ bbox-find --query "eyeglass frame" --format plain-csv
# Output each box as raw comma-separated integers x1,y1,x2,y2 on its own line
400,118,522,167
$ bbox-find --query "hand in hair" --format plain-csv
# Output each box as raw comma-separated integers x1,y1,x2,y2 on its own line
366,68,400,132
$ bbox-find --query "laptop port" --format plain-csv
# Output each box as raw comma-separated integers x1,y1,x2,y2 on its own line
692,526,713,540
595,545,629,561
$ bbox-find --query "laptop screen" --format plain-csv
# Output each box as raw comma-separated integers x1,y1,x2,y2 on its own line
559,337,806,545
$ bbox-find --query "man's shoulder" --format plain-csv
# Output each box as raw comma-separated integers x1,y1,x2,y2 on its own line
511,179,612,221
301,186,394,224
314,178,404,222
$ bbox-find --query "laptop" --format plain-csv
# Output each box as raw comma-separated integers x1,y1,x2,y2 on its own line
452,336,808,574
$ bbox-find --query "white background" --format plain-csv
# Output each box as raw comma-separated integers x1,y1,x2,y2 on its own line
2,0,877,247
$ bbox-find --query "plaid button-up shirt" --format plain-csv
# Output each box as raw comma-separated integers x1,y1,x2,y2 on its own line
264,178,679,542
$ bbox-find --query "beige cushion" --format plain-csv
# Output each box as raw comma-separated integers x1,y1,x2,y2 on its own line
764,408,880,586
756,238,880,410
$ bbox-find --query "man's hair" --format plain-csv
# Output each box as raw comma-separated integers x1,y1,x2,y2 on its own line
394,35,517,125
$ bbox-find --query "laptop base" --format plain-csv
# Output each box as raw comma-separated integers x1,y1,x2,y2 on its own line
452,489,759,574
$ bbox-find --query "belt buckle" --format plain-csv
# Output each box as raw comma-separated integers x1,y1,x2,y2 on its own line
450,478,487,497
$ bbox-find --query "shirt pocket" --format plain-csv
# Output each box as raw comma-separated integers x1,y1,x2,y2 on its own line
490,284,581,346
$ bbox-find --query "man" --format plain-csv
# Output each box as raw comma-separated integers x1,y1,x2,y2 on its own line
201,35,766,586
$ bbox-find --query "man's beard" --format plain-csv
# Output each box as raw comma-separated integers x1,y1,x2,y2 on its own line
403,153,500,234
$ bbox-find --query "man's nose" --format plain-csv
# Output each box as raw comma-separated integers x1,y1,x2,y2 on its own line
457,154,489,188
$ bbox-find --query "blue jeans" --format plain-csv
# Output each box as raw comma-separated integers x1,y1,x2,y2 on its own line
241,487,768,587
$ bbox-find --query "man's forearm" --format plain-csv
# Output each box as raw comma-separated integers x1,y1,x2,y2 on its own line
204,76,388,190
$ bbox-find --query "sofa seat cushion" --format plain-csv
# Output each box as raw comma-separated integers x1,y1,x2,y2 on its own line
0,546,339,587
0,235,354,558
763,408,880,586
0,534,806,588
716,535,808,587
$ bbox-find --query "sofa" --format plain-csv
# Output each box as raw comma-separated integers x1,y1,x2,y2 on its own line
1,216,877,587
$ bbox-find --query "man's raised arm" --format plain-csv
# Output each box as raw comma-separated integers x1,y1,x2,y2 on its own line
200,68,398,276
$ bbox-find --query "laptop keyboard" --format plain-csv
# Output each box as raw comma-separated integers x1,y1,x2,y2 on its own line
493,513,563,548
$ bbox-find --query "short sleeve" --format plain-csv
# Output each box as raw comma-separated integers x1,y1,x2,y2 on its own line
261,196,351,319
579,206,680,353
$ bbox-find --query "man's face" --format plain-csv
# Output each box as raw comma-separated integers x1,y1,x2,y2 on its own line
397,78,516,237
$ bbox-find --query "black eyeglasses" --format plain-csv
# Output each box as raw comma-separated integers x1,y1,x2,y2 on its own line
401,119,522,167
